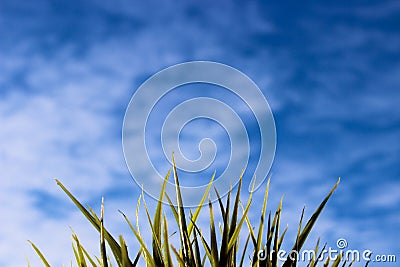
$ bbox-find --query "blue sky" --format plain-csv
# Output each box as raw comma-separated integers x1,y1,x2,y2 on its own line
0,0,399,266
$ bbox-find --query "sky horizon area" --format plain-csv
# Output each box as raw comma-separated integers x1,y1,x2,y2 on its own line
0,1,399,266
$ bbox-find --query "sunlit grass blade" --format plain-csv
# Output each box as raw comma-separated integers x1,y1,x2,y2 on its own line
187,172,215,237
255,177,271,266
228,172,243,240
73,241,81,266
119,235,131,267
227,196,252,252
28,241,51,267
55,179,130,266
165,194,180,225
162,215,173,267
119,210,156,267
295,206,306,253
77,240,88,266
36,168,343,267
142,195,164,266
74,236,97,267
71,232,89,267
214,187,226,219
278,225,288,251
272,197,283,267
172,155,195,264
152,170,170,266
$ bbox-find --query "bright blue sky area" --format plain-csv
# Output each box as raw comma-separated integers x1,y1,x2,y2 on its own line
0,1,399,266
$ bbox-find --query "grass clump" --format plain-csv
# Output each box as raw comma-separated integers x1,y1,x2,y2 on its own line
29,165,363,267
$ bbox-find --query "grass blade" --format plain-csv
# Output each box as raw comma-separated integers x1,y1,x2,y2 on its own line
172,155,194,265
283,178,340,267
208,199,219,266
100,197,108,267
55,179,130,266
28,241,51,267
187,172,215,237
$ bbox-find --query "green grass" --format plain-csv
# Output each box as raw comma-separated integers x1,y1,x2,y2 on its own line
29,165,365,267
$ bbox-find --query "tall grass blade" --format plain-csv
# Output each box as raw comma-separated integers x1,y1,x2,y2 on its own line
172,155,194,265
227,196,252,252
282,178,340,267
